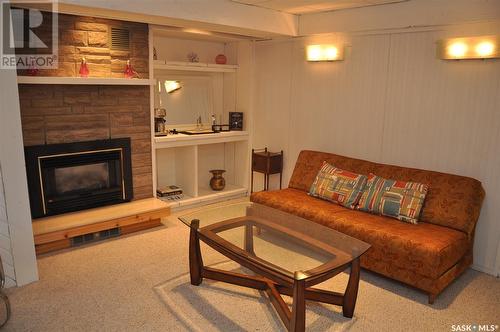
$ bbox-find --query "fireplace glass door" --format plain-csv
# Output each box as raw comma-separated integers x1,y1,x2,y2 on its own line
25,139,133,218
39,149,125,216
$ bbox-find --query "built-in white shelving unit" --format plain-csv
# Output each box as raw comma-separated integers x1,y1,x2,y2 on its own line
17,76,155,85
155,133,249,208
150,26,250,209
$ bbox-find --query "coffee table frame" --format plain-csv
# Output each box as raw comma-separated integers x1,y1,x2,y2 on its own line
188,216,368,332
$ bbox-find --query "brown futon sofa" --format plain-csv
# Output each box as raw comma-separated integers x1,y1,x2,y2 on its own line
251,150,485,303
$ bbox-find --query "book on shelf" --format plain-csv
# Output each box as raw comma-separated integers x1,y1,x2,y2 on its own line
159,194,184,201
157,185,183,197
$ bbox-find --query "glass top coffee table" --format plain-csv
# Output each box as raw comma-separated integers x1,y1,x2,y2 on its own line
179,202,370,332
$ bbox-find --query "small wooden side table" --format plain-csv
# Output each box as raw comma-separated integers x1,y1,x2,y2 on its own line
251,148,283,193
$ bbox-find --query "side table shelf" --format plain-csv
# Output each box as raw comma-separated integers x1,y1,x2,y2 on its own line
251,148,283,193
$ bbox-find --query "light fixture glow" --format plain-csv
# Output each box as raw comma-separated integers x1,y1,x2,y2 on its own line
164,80,181,93
307,45,323,61
324,46,338,60
448,42,468,57
475,41,495,57
438,36,499,60
306,44,343,62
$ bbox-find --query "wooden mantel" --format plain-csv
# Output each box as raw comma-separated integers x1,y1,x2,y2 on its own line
17,76,155,85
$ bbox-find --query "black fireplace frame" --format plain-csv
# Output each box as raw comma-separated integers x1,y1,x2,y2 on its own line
25,138,133,219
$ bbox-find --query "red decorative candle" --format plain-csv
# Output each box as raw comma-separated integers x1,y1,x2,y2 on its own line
124,60,134,78
27,62,38,76
79,57,89,77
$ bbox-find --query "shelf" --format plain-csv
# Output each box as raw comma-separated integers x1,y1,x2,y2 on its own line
32,198,170,236
17,76,155,85
159,185,247,209
158,193,194,205
155,131,249,149
198,184,247,198
154,61,238,73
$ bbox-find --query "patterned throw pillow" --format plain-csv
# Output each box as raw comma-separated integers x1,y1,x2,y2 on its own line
309,162,368,209
357,173,429,224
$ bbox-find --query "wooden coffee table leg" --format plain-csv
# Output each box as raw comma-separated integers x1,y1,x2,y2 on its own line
244,224,255,254
189,219,203,286
290,274,306,332
342,257,360,318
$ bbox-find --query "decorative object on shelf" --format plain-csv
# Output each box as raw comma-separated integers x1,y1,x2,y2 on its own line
437,35,499,60
306,44,344,62
209,169,226,191
187,51,199,63
251,148,283,193
212,124,230,133
229,112,243,131
215,54,227,64
124,60,136,78
157,185,183,197
27,62,38,76
159,194,184,201
154,108,167,135
153,47,158,60
196,115,203,130
28,66,38,76
210,113,230,132
79,57,89,77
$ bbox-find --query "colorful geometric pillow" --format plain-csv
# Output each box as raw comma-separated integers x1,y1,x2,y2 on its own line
309,162,368,209
357,173,429,224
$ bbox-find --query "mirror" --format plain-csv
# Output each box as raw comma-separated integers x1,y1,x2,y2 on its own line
155,75,220,126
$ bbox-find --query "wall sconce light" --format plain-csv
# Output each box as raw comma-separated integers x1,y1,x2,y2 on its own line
164,80,182,93
438,36,499,60
306,44,344,62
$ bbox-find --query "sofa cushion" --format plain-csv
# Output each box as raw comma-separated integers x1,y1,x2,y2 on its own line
251,188,469,279
288,150,484,237
357,173,428,224
309,161,367,208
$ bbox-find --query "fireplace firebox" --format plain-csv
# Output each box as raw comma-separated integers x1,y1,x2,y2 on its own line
25,138,133,219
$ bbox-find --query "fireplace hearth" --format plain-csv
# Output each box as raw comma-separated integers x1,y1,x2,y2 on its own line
25,138,133,219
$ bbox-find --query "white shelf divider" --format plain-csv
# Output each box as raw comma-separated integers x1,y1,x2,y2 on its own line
17,76,155,85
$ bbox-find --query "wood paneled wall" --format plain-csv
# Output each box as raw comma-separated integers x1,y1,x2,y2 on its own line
253,23,500,275
0,167,16,287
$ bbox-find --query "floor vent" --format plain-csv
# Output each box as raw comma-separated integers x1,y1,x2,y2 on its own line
71,228,121,246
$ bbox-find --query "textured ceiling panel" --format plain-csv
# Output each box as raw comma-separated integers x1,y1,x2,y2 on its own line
231,0,408,14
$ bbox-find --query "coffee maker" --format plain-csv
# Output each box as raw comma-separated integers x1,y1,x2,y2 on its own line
154,108,167,136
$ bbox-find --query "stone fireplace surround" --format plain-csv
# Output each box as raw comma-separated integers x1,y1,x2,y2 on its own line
25,138,134,218
17,12,153,203
19,84,153,201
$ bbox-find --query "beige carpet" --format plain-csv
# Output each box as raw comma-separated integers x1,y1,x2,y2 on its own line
4,201,500,331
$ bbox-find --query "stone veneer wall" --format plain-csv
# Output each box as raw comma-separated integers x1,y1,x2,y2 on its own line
18,85,153,200
18,12,149,78
18,13,152,200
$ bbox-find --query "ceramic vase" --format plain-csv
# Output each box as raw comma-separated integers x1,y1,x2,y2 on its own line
209,170,226,191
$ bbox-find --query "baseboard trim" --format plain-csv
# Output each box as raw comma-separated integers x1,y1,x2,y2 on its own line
471,264,498,277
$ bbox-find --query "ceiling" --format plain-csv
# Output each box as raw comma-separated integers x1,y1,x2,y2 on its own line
230,0,409,15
